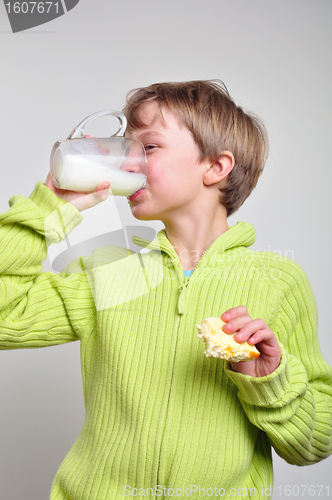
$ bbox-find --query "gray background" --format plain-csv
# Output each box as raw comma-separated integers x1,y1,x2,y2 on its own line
0,0,331,498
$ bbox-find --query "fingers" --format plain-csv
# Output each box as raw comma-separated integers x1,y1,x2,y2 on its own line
221,306,271,345
44,176,110,211
221,306,251,338
221,305,248,322
221,306,282,377
244,327,275,346
71,185,110,212
44,173,60,195
224,317,268,341
45,173,55,190
96,181,110,192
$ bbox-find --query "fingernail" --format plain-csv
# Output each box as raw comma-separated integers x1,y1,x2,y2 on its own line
222,313,231,320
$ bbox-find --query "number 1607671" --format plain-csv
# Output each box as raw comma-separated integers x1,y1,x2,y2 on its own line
276,485,329,497
5,2,60,14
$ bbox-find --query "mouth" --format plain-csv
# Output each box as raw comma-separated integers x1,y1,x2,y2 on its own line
127,187,145,202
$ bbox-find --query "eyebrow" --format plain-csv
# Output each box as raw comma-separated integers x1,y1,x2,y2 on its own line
135,131,165,141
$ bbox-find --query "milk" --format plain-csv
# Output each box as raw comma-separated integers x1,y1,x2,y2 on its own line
52,154,147,197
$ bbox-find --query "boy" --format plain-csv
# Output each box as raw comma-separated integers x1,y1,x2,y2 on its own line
0,80,331,499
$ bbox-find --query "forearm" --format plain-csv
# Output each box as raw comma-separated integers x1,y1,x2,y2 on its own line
0,183,92,348
225,344,332,465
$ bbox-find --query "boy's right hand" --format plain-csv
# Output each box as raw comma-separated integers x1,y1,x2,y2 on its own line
44,174,110,212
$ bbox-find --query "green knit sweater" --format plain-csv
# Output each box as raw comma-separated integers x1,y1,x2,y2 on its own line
1,183,332,500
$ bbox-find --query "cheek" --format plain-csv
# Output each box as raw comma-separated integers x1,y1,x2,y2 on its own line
146,151,196,191
146,160,169,185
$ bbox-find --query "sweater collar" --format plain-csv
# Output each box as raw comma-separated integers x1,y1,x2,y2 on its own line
132,221,256,267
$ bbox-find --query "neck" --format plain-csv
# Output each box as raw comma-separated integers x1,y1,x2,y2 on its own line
162,205,229,271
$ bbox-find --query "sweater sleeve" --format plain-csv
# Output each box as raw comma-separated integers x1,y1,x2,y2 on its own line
225,258,332,465
0,182,96,349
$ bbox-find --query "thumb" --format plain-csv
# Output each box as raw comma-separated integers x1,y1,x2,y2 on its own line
71,183,110,212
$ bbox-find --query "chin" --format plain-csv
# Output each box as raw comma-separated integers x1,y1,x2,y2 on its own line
129,207,152,221
132,213,158,222
129,206,161,222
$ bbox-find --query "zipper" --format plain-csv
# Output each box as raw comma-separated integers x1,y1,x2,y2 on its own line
174,244,213,315
132,233,216,316
177,276,190,315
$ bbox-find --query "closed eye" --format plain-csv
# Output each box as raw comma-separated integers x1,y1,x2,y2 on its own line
145,144,158,152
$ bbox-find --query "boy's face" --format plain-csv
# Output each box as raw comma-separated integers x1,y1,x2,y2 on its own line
126,101,210,223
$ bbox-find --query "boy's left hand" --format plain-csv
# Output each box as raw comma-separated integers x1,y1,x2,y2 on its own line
221,306,281,377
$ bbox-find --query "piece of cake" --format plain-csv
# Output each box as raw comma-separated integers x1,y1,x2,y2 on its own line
196,317,260,362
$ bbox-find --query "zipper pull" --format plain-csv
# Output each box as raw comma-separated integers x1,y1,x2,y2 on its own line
177,277,190,315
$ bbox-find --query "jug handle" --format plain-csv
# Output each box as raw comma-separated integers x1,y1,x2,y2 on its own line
67,110,127,139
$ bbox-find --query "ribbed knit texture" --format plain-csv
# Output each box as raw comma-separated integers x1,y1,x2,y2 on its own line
1,182,332,500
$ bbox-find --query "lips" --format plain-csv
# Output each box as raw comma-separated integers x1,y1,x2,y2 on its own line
127,187,145,202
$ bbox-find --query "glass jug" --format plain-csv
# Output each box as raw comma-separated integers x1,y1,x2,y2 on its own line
50,110,147,197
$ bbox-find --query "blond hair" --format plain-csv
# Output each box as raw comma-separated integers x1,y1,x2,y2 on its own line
123,80,269,216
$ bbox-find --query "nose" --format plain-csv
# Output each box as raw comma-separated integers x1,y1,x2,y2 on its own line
120,139,147,175
121,158,145,174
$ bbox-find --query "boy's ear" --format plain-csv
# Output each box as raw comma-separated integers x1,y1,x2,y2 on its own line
203,151,235,186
